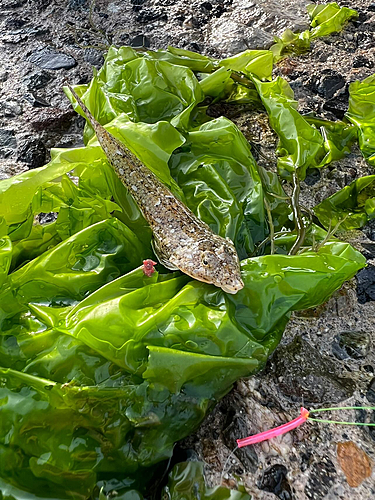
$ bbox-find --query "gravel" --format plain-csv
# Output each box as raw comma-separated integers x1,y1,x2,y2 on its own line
1,0,375,498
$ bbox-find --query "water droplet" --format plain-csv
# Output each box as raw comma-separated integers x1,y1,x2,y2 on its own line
274,275,282,283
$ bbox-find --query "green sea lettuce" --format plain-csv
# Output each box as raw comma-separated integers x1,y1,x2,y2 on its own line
271,2,358,61
346,74,375,166
0,23,369,500
314,175,375,230
163,461,250,499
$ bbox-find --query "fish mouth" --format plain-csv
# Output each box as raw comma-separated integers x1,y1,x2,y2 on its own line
221,279,245,294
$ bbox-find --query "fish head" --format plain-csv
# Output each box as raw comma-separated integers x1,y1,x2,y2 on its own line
174,235,244,294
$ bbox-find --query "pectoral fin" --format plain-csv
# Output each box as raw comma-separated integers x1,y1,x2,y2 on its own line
151,238,178,271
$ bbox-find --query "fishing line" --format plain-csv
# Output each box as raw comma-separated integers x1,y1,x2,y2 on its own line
236,406,375,448
220,445,239,485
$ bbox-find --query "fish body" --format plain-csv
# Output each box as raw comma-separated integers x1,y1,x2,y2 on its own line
67,85,244,294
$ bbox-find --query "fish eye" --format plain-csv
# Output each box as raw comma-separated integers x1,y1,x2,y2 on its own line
201,251,215,267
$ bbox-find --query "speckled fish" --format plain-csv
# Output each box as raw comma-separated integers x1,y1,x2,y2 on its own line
67,85,244,294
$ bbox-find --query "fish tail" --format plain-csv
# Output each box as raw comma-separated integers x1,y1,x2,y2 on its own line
66,83,99,131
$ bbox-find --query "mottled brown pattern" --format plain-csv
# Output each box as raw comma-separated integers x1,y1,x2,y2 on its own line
67,85,244,293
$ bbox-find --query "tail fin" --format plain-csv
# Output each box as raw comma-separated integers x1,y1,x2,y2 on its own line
66,83,97,128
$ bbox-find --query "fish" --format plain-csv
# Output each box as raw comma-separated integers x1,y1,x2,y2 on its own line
66,84,244,294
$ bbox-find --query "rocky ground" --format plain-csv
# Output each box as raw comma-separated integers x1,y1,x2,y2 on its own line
1,0,375,499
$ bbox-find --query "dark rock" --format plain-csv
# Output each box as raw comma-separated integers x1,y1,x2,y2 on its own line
201,2,213,10
363,365,374,374
129,34,150,48
84,48,104,69
368,3,375,12
4,17,28,30
356,265,375,304
131,0,146,11
17,138,46,169
213,3,226,18
303,168,321,186
308,70,345,100
68,0,88,9
136,9,168,23
301,451,313,472
332,331,370,360
356,26,375,50
269,336,355,404
222,409,258,474
187,42,201,52
0,71,8,82
361,242,375,260
24,70,52,90
362,219,375,242
27,107,75,131
38,212,57,225
353,55,374,69
323,88,349,119
0,130,17,158
367,378,375,404
257,464,293,500
24,92,51,107
318,73,345,100
305,458,336,500
28,47,76,70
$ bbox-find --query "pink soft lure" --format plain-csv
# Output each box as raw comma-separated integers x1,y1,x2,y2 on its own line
237,407,309,448
143,259,157,277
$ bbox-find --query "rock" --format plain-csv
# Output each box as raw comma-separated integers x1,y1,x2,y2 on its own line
0,71,8,82
209,19,274,54
24,70,52,90
38,212,57,225
129,34,150,48
268,336,355,404
353,55,374,69
0,129,17,158
323,88,349,119
308,70,346,100
257,464,293,500
68,0,88,9
361,242,375,260
201,2,213,11
27,107,75,131
305,458,336,499
366,377,375,404
131,0,146,12
303,168,321,186
209,0,310,55
2,0,27,8
136,8,168,23
356,265,375,304
84,48,104,69
362,219,375,242
17,138,46,169
24,93,51,107
318,73,346,100
337,442,372,487
2,30,28,44
28,47,76,70
0,101,22,117
222,409,258,474
332,331,370,360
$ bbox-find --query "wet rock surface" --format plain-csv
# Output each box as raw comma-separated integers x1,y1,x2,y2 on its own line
1,0,375,499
